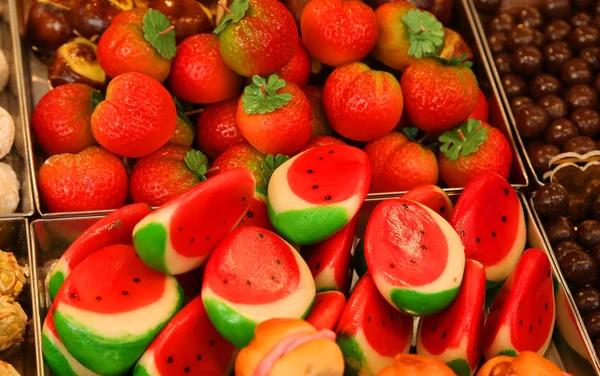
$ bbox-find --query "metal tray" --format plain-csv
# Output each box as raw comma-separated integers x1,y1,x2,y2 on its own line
29,192,594,376
17,0,529,218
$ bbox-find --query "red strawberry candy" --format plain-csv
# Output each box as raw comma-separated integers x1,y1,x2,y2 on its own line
32,83,98,156
299,135,347,153
303,85,333,138
209,144,267,190
196,97,247,160
301,0,378,67
323,62,403,142
237,74,311,155
91,72,177,158
276,40,311,88
364,131,438,193
469,89,489,123
169,33,243,104
169,114,195,147
438,119,512,188
38,146,128,213
214,0,298,77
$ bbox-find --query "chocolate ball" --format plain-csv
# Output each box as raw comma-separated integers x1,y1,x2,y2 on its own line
494,53,512,74
594,14,600,30
533,29,547,48
544,118,579,145
518,7,544,29
475,0,501,14
501,74,528,98
545,42,573,74
591,244,600,264
561,58,593,85
512,45,544,75
594,195,600,220
571,11,593,27
564,136,598,154
586,312,600,340
578,220,600,249
510,96,534,112
585,179,600,200
506,25,536,50
570,108,600,137
531,75,562,99
515,105,550,137
580,47,600,71
488,31,507,54
570,26,600,51
571,194,593,225
538,95,568,119
565,84,598,111
489,13,515,32
561,250,598,286
574,0,595,9
534,183,570,218
528,143,561,173
554,240,586,261
545,216,576,245
541,0,572,20
575,287,600,315
595,74,600,93
545,19,572,42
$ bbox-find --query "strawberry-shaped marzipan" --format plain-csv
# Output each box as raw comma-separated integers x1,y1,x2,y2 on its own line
401,54,479,133
196,97,247,160
168,33,243,104
38,146,128,213
372,2,445,71
303,86,333,138
237,74,311,155
275,40,311,88
323,62,403,142
209,144,266,190
91,72,177,158
299,135,347,153
468,89,489,123
169,111,195,147
97,8,176,82
301,0,378,67
214,0,298,77
438,119,512,188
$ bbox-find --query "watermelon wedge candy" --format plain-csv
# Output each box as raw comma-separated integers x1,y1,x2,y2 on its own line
52,244,184,375
364,198,465,316
482,248,556,359
133,167,255,275
48,203,152,300
303,217,358,294
268,144,371,245
416,259,486,376
353,239,368,278
450,171,526,289
238,188,274,231
305,291,347,331
42,305,100,376
202,226,315,348
403,185,454,221
134,296,236,376
555,288,590,360
336,274,413,376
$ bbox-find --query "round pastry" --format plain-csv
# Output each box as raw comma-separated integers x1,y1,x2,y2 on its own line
376,354,455,376
0,295,27,352
235,318,344,376
476,351,564,376
0,163,19,214
0,250,26,301
0,106,14,160
0,360,20,376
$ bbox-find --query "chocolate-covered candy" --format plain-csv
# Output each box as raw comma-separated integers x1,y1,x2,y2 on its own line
585,180,600,201
565,84,598,110
27,1,74,51
531,75,561,99
512,45,544,75
570,26,600,51
594,195,600,220
575,287,600,315
571,195,593,225
554,241,586,261
149,0,213,44
489,13,515,32
532,29,546,47
494,53,512,74
561,58,593,85
594,14,600,30
574,0,595,9
538,95,567,120
506,25,536,50
510,96,534,112
578,220,600,249
580,47,600,71
571,11,593,27
72,0,130,39
475,0,501,14
544,118,579,145
585,312,600,340
564,136,599,154
570,108,600,137
518,7,544,29
515,105,549,137
544,216,576,245
595,339,600,359
560,250,598,287
545,19,572,42
48,37,108,90
501,73,528,98
528,143,561,173
595,74,600,93
541,0,572,20
545,42,573,74
488,32,507,54
534,183,570,218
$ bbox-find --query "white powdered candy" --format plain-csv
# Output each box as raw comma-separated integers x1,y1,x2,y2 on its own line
0,106,14,159
0,163,19,214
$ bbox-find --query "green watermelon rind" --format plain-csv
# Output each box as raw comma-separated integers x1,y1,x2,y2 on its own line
446,358,471,376
42,330,97,376
48,271,66,302
133,366,151,376
498,349,518,357
203,297,258,349
336,335,367,376
390,286,460,317
132,222,168,274
267,202,350,245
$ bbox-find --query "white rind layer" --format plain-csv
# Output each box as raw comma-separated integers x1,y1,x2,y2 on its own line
353,329,409,375
555,289,588,359
314,267,338,292
135,350,160,376
416,331,474,375
42,325,101,376
484,320,554,360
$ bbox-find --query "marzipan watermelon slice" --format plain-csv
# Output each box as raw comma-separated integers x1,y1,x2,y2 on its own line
336,274,413,376
305,291,347,331
134,296,236,376
238,188,274,231
450,172,526,288
555,288,590,360
53,244,184,375
133,168,255,275
365,199,465,316
403,185,454,221
417,260,486,376
268,145,371,245
303,217,358,294
48,203,152,300
42,305,100,376
482,248,555,359
202,226,316,348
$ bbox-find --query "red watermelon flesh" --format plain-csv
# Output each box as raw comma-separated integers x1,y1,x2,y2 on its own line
134,296,235,376
305,291,347,331
417,260,486,376
450,172,526,287
238,189,274,231
303,217,358,294
403,185,454,221
482,248,555,359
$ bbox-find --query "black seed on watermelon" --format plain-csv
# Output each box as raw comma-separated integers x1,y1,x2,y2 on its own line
246,281,251,286
390,263,395,268
122,291,129,296
461,230,465,236
96,296,101,301
185,366,190,372
519,320,522,326
440,206,445,213
179,227,183,232
422,245,427,250
276,259,281,265
382,321,385,327
539,317,542,324
325,196,332,200
206,236,210,240
368,316,371,322
242,197,246,201
308,170,313,174
420,231,425,235
442,332,446,339
167,357,173,363
504,188,509,195
328,150,333,154
529,325,532,331
402,204,408,209
476,238,480,243
492,232,496,237
209,340,215,346
433,326,437,332
222,222,226,226
190,238,195,243
271,276,276,281
316,263,321,270
134,278,140,283
259,233,264,238
502,216,507,222
223,279,227,284
247,212,253,218
545,302,548,310
196,355,201,361
313,185,318,189
70,293,78,300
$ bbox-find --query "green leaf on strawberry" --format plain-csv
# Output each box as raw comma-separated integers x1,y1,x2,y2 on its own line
173,96,193,126
90,90,105,109
185,150,210,181
402,9,445,59
261,154,290,188
243,74,293,115
439,119,488,161
213,0,249,35
143,9,177,60
425,52,473,69
402,127,420,141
